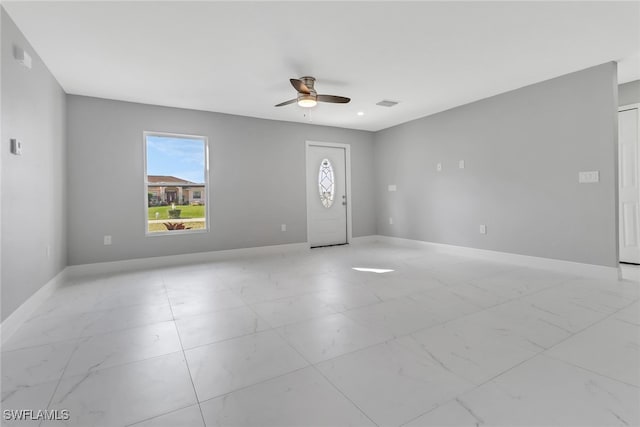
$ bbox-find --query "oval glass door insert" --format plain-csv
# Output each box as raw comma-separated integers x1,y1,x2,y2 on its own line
318,158,335,208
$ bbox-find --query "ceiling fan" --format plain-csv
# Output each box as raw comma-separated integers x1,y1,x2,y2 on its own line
275,76,350,108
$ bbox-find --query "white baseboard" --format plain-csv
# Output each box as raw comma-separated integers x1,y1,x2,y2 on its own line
1,236,621,346
368,235,620,280
1,269,68,345
66,242,310,279
2,242,309,344
350,235,380,245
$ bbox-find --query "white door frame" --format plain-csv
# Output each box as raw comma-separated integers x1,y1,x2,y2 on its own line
618,103,640,264
305,140,353,247
620,103,640,112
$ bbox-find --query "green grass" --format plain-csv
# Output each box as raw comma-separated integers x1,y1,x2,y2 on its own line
148,205,205,220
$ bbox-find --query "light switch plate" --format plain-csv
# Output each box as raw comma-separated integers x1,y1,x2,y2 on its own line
10,139,22,155
578,171,599,183
104,235,112,245
388,185,397,192
437,163,442,172
459,160,465,169
479,224,487,234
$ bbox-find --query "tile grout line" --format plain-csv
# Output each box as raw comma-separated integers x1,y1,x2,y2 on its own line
5,242,637,426
415,274,579,331
539,297,640,388
123,403,201,427
244,302,382,427
542,352,640,390
309,365,381,427
6,247,568,354
42,336,86,422
39,282,190,426
3,303,176,354
157,264,583,403
338,273,576,356
194,364,312,405
471,284,639,387
5,296,268,355
399,293,640,426
8,298,392,385
537,296,639,356
160,275,208,427
36,290,124,419
256,264,545,424
67,305,391,416
366,277,639,425
247,290,383,423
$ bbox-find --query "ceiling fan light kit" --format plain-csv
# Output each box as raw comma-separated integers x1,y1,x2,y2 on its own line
276,76,350,109
297,94,317,108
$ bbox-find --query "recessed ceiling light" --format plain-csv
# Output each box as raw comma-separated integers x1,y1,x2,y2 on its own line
352,267,394,274
357,111,364,116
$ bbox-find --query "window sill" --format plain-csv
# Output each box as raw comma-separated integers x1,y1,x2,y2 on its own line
145,228,209,237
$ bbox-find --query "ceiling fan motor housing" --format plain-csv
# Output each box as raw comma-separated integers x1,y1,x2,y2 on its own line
299,76,316,93
274,76,350,107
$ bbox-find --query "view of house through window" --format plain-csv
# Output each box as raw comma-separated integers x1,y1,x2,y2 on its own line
145,132,208,234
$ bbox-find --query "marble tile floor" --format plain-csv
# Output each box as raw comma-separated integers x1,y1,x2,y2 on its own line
1,242,639,426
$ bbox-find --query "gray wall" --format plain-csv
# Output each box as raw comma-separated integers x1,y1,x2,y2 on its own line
1,9,67,321
0,9,625,321
619,80,640,106
66,96,375,265
374,63,618,267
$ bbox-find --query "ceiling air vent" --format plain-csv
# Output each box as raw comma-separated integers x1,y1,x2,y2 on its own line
376,100,399,107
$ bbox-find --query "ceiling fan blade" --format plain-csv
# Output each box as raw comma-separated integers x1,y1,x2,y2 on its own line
275,98,297,107
290,78,311,94
317,95,350,104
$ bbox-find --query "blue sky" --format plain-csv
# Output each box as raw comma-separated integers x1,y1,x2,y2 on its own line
146,135,206,183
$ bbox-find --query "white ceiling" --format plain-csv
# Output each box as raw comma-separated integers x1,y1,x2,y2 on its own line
4,1,640,132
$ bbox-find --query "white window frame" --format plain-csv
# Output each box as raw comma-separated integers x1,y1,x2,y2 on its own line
143,131,210,236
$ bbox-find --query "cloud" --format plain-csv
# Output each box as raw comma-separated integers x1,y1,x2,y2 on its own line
147,135,206,181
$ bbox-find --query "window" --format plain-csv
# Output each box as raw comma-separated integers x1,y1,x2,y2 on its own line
144,132,208,234
318,158,335,208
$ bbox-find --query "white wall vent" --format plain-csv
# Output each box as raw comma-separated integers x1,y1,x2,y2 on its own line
376,100,399,107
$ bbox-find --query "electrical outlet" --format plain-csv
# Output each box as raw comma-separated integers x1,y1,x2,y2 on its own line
578,171,599,183
389,217,394,225
10,139,22,155
104,235,112,245
388,185,397,192
479,224,487,234
281,224,287,232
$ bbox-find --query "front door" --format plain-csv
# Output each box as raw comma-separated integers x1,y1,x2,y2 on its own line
307,144,348,247
619,106,640,264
